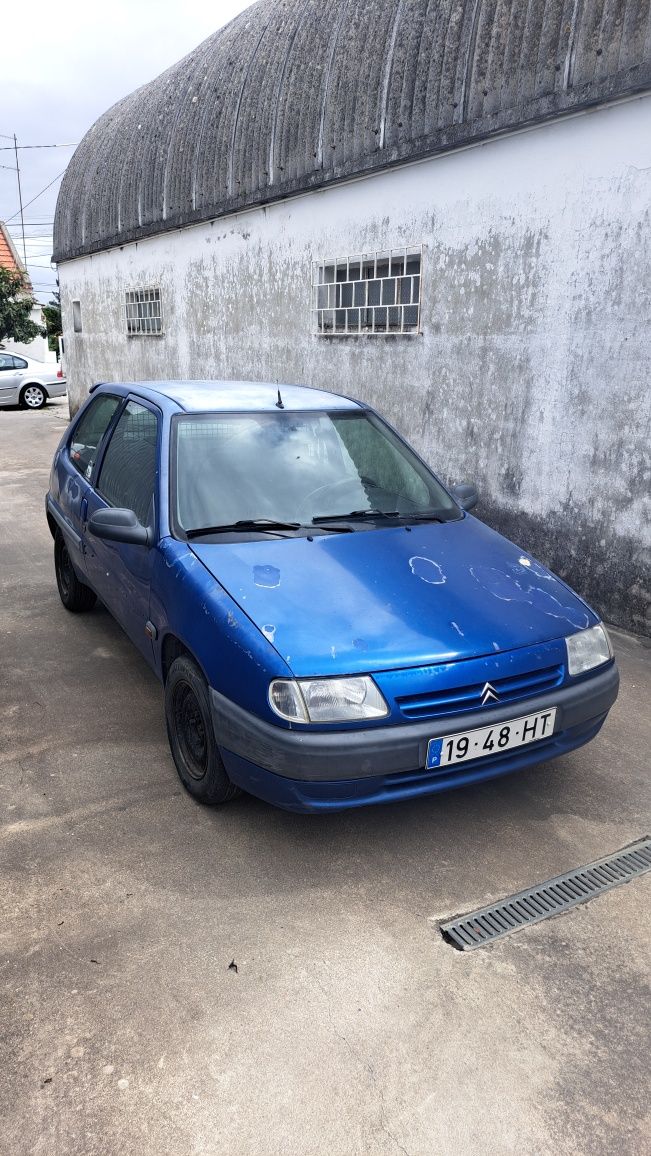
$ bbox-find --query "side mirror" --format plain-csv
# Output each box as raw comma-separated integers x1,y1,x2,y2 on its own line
88,507,151,546
450,482,478,512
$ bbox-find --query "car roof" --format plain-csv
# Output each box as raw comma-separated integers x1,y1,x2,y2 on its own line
91,380,363,413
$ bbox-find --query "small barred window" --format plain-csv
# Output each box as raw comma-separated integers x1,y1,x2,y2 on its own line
313,246,421,336
123,288,163,336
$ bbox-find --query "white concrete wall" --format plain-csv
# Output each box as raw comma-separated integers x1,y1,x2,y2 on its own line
3,305,52,362
57,96,651,634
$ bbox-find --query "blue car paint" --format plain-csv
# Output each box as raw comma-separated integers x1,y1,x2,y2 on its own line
46,380,618,812
150,538,294,712
189,518,596,680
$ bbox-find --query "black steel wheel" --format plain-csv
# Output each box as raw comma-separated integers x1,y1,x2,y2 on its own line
164,655,241,805
54,532,97,612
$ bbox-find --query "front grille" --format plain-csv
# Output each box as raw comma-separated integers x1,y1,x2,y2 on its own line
396,664,563,720
440,837,651,950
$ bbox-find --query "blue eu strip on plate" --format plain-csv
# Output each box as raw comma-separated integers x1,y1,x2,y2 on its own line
427,738,443,769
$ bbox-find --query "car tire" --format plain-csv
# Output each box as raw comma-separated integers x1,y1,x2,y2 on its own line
20,384,47,410
54,532,97,612
165,655,241,805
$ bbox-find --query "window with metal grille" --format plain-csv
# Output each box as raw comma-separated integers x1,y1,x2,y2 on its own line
313,246,422,336
123,288,163,336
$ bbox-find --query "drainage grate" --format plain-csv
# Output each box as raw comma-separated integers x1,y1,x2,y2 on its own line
440,836,651,950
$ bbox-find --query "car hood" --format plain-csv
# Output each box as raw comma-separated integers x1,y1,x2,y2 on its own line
190,516,595,677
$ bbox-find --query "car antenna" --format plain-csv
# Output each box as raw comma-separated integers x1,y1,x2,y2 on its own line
276,389,284,410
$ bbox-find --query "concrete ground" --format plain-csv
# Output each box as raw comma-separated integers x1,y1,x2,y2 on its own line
1,399,650,1156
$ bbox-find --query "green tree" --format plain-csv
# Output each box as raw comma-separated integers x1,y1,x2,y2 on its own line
0,267,46,345
42,290,62,353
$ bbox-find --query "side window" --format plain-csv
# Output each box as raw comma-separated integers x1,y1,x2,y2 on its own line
69,394,122,479
0,354,14,371
97,400,158,526
12,356,28,369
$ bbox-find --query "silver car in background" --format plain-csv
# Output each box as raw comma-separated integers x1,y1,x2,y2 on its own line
0,352,67,410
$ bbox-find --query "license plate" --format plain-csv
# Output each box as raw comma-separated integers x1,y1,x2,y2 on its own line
426,707,557,770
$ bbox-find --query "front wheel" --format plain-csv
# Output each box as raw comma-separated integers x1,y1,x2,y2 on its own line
54,532,97,612
164,655,241,805
20,384,47,409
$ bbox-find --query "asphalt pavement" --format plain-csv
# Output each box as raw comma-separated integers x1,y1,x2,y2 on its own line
1,399,650,1156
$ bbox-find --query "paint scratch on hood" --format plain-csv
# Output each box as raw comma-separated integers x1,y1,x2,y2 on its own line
409,556,446,585
470,564,590,629
254,564,281,588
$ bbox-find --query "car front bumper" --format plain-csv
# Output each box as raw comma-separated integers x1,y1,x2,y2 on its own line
210,662,619,811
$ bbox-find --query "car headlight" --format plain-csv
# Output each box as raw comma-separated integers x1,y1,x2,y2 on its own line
565,624,613,677
269,676,389,723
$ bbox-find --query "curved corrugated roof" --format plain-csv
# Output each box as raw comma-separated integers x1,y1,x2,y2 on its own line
54,0,651,262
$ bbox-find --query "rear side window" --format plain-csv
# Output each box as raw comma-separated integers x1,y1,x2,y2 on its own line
97,400,158,526
12,356,28,369
69,394,121,479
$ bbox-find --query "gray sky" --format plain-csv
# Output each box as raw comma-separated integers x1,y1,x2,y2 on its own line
1,0,253,303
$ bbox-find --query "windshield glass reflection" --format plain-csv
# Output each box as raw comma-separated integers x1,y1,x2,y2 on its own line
172,410,459,534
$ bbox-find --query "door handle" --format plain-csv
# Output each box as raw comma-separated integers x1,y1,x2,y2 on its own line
81,497,88,523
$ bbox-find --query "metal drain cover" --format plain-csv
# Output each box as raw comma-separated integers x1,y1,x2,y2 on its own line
440,836,651,950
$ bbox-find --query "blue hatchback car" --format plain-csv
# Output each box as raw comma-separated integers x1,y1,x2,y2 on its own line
47,380,619,812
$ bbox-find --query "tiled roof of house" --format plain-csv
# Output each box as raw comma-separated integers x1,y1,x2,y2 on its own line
54,0,651,263
0,222,31,288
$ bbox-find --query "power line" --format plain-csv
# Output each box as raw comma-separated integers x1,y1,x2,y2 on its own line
4,169,67,223
0,142,78,151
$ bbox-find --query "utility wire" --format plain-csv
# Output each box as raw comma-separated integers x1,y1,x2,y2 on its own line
0,142,78,151
4,169,67,223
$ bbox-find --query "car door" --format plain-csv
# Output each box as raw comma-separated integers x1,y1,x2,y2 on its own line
52,392,124,576
0,353,22,403
83,397,161,665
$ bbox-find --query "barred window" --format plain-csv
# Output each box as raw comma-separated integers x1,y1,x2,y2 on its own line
123,288,163,336
313,246,422,336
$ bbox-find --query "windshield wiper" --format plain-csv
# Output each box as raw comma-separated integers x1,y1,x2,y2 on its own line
402,510,450,523
186,518,353,539
312,508,452,526
312,509,401,524
186,519,302,539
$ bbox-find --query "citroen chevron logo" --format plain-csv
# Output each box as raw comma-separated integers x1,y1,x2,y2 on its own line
481,682,499,705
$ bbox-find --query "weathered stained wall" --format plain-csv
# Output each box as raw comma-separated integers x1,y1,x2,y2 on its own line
58,96,651,635
53,0,651,262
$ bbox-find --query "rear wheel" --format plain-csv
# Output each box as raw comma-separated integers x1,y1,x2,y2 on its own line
54,532,97,612
165,655,241,805
20,384,47,409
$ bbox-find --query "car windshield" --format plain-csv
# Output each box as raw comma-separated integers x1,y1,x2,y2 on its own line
171,409,460,535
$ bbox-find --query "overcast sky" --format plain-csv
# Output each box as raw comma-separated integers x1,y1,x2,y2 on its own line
1,0,253,302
